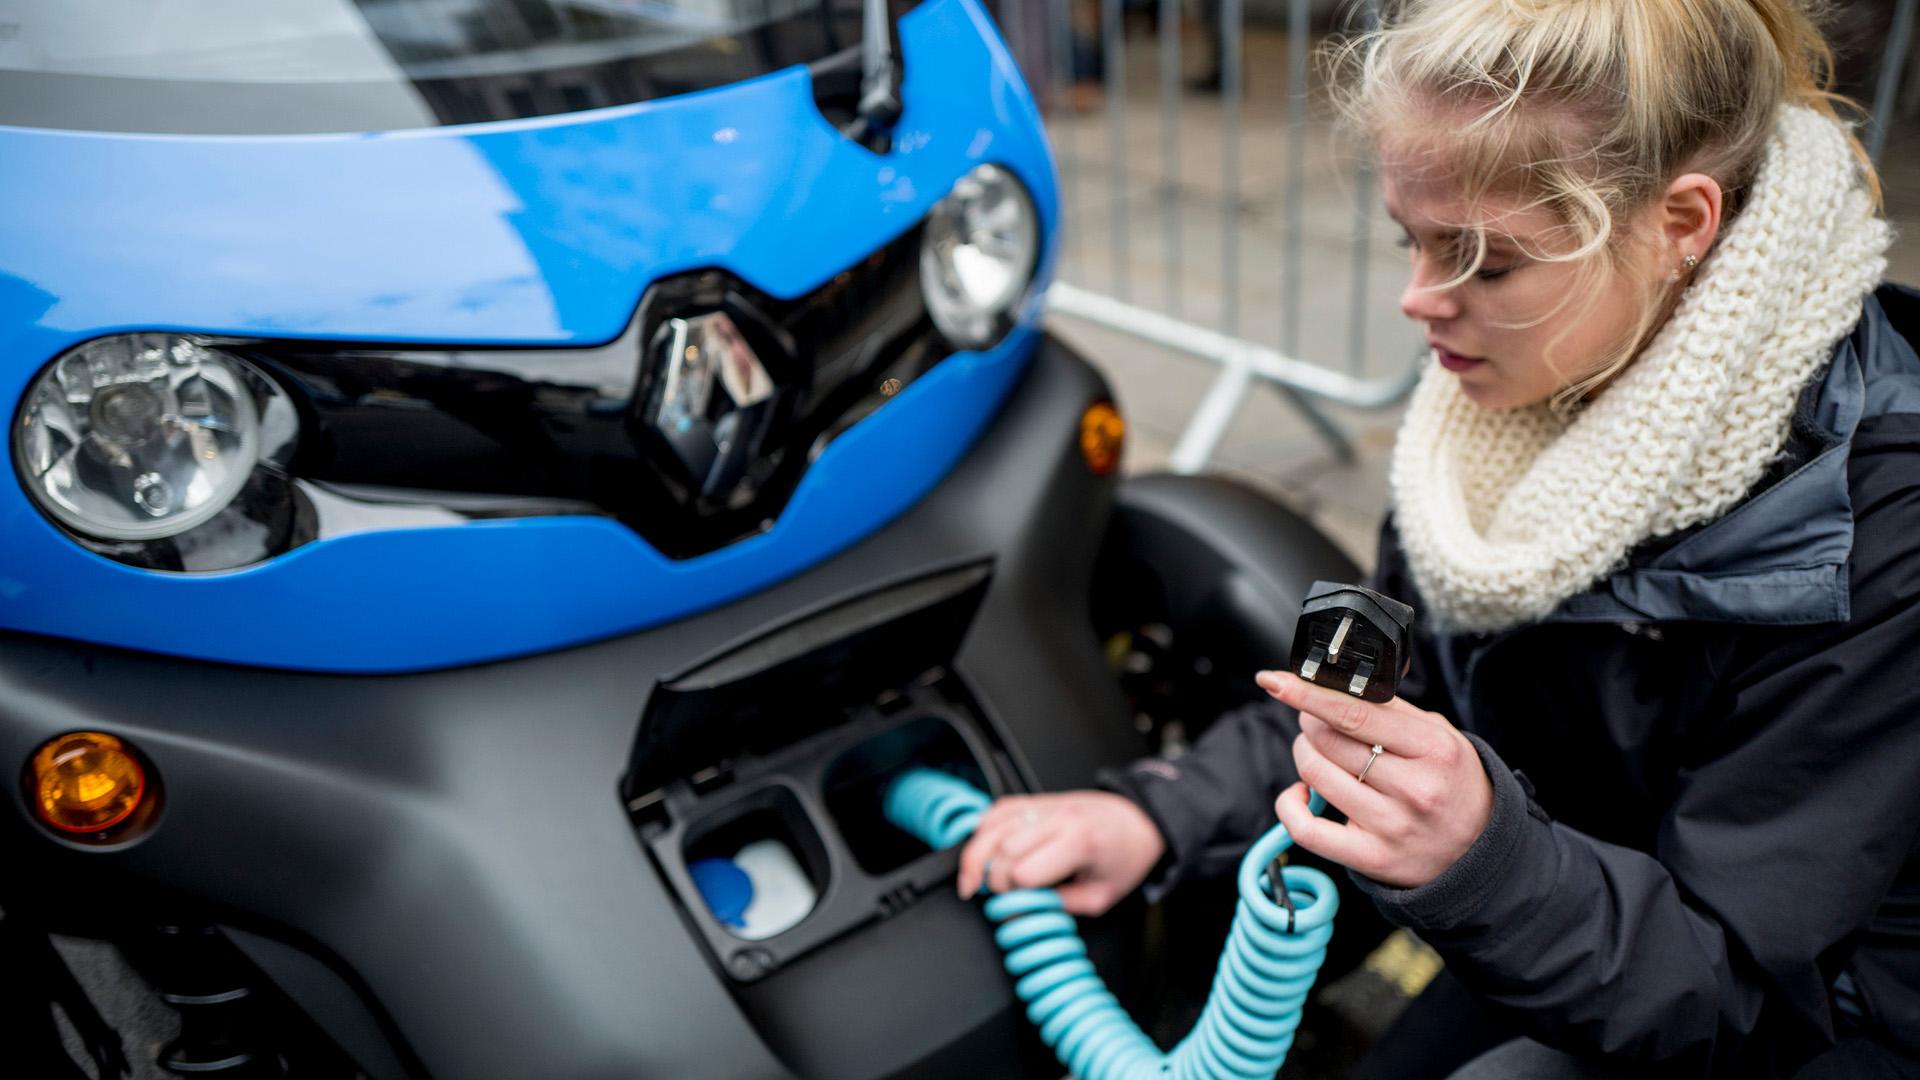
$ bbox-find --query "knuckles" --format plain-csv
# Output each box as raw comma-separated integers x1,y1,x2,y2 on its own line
1335,695,1377,733
1403,778,1444,816
1379,812,1417,846
1062,832,1089,863
1320,698,1363,733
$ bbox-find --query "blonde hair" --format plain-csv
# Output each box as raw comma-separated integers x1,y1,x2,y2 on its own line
1330,0,1881,412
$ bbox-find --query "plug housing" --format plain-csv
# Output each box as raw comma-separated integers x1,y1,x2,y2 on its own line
1287,581,1414,702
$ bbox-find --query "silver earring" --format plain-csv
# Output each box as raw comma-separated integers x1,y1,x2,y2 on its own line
1682,254,1699,271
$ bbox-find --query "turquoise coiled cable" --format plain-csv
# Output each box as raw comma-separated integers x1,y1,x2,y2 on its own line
883,768,1337,1080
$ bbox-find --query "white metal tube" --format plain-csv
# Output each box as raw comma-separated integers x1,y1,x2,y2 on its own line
1159,0,1181,315
1282,0,1307,356
1169,354,1254,474
1220,0,1243,337
1048,282,1420,410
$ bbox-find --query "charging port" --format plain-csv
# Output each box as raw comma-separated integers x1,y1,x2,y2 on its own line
682,785,830,942
624,564,1024,990
824,716,987,876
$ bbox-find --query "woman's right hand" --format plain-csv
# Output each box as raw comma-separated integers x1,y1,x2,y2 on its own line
955,790,1166,916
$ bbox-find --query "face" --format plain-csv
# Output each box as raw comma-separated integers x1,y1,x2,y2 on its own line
1383,164,1661,411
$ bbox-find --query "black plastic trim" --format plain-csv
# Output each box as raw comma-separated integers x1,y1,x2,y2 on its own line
248,225,936,559
0,334,1143,1079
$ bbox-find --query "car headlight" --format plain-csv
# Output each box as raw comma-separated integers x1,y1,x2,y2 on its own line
14,334,282,541
919,164,1040,351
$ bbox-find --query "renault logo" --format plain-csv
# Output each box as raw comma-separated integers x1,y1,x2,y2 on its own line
647,311,781,499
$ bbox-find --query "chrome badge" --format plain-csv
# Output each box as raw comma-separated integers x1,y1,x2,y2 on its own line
648,311,781,500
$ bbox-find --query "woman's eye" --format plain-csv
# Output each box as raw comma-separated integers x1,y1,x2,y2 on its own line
1475,264,1516,282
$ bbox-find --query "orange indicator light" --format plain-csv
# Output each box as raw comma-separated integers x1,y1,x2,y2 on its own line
1080,402,1126,476
29,731,148,836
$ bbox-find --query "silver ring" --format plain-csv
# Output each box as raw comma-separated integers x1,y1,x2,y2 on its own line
1357,744,1384,784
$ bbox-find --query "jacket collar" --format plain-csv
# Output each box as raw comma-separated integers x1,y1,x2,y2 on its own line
1545,286,1920,628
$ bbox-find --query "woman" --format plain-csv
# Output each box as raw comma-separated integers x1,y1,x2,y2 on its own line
957,1,1920,1076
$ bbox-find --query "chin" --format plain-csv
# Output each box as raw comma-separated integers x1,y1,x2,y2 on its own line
1455,377,1515,410
1454,373,1550,411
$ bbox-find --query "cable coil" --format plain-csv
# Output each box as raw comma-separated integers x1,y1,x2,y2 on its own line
884,769,1336,1080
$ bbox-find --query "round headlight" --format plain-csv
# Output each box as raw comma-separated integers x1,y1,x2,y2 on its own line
920,164,1040,351
14,335,265,541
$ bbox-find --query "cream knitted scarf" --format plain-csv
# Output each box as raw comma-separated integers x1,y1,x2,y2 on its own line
1389,106,1891,633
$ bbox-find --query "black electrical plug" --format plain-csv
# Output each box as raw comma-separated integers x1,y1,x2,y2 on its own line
1286,581,1415,703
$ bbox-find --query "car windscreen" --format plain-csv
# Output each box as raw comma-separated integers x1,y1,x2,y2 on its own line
0,0,868,134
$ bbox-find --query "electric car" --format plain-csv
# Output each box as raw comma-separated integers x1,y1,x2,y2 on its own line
0,1,1358,1075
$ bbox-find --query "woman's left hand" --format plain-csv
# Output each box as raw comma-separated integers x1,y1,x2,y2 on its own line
1257,670,1493,889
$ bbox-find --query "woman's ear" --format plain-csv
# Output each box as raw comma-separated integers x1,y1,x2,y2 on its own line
1659,172,1723,264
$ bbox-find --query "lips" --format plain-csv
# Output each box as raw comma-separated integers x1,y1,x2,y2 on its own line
1431,343,1485,373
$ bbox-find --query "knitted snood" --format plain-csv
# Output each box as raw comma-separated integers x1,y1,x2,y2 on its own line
1389,106,1891,633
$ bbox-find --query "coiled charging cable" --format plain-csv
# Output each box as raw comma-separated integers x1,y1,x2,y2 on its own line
885,769,1336,1080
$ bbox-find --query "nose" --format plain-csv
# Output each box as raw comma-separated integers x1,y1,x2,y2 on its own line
1399,261,1463,324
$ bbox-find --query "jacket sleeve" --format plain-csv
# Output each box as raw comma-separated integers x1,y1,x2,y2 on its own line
1101,517,1455,894
1099,697,1304,894
1354,423,1920,1074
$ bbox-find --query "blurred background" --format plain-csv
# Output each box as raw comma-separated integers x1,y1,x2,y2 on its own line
993,0,1920,570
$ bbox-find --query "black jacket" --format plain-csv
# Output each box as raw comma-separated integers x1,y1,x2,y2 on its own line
1109,285,1920,1076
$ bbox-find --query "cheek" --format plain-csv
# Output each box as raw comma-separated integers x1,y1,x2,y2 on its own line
1551,276,1647,371
1486,270,1642,398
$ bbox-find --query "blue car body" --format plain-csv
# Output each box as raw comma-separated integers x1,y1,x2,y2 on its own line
0,4,1367,1075
0,0,1056,673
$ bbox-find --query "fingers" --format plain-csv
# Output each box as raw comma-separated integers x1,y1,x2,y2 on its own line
974,795,1041,833
1256,671,1444,758
958,806,1027,898
986,822,1068,893
1001,831,1087,893
1053,879,1122,917
957,797,1073,898
1290,729,1399,829
1299,712,1404,796
1274,782,1389,877
957,792,1163,904
956,834,991,899
959,825,1025,897
993,816,1058,864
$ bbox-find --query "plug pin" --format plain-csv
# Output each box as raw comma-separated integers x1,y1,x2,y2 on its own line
1300,645,1326,681
1327,613,1354,664
1347,659,1375,698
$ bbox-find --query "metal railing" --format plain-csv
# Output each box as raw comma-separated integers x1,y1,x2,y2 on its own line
994,0,1919,473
